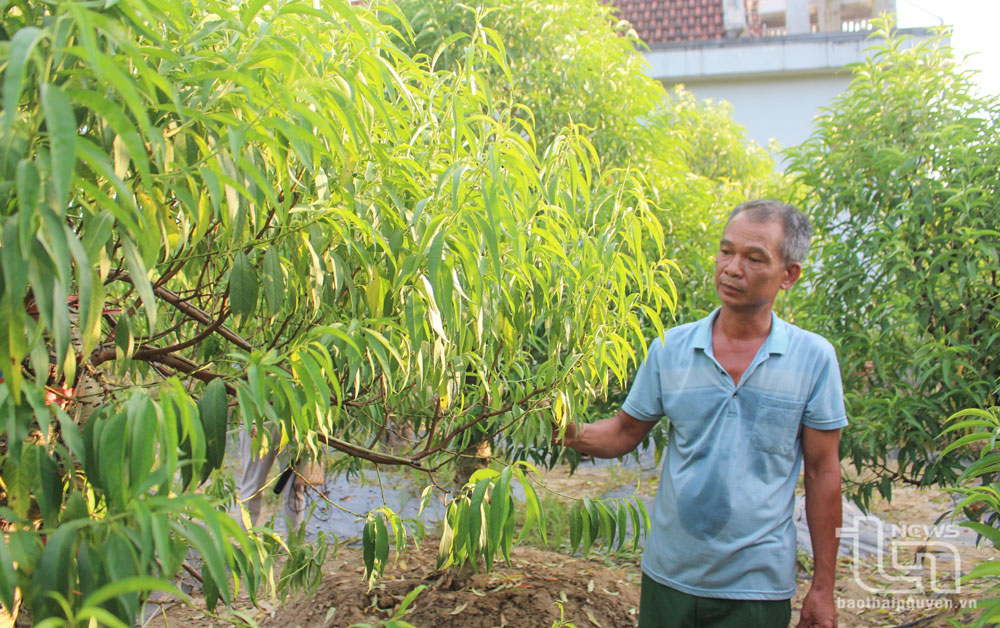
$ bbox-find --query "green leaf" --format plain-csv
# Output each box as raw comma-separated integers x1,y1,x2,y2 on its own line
35,447,63,530
261,247,284,316
468,478,491,561
2,218,30,305
597,501,615,550
362,517,376,580
75,541,106,607
628,501,642,552
616,501,628,551
0,534,16,612
966,559,1000,580
940,432,993,458
375,514,389,577
394,584,426,618
114,311,134,371
519,472,546,546
40,84,77,211
75,608,133,628
488,466,512,563
581,498,597,556
177,519,230,606
502,499,515,564
202,562,220,613
31,520,83,621
15,160,40,254
569,503,582,554
6,445,37,519
198,378,229,480
81,210,115,261
66,89,150,182
127,398,157,496
98,411,127,510
121,238,156,330
635,497,651,535
961,521,1000,547
230,251,258,317
3,27,44,132
61,491,89,524
96,534,139,622
82,408,104,488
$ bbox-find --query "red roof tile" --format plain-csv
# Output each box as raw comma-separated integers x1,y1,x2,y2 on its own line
611,0,726,44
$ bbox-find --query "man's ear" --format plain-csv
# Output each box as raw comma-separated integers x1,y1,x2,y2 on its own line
780,262,802,290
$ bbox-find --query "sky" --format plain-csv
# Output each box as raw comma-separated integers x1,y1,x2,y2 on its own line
896,0,1000,95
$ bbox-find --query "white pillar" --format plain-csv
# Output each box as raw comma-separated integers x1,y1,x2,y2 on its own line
818,0,841,31
874,0,896,19
786,0,811,34
722,0,747,36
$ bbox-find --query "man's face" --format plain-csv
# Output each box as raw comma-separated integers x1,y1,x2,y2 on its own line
714,213,801,312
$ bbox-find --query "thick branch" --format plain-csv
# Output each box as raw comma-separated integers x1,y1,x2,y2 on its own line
140,307,231,358
89,346,235,395
112,271,252,351
316,434,425,470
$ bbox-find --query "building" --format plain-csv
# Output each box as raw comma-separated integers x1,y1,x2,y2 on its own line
614,0,938,154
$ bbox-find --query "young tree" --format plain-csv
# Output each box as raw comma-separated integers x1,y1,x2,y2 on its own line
785,20,1000,504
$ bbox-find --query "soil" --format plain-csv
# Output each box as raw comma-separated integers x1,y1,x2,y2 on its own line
145,544,641,628
262,545,640,628
141,465,999,628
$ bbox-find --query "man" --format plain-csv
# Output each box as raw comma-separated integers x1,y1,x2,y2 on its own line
233,427,308,531
561,200,846,628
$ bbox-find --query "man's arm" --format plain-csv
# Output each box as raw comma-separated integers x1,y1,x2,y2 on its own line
558,409,656,458
797,426,842,628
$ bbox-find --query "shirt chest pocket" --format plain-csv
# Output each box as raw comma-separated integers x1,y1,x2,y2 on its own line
750,395,805,456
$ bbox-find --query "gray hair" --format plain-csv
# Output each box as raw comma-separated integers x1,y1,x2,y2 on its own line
725,200,812,266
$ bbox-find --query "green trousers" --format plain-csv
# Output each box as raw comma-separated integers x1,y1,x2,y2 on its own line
638,573,792,628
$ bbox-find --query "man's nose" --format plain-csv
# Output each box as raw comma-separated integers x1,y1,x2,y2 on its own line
722,256,742,277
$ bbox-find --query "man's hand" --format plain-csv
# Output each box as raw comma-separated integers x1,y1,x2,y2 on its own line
553,409,655,458
551,418,582,448
796,586,836,628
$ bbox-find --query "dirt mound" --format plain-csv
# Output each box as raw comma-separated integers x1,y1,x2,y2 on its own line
261,543,640,628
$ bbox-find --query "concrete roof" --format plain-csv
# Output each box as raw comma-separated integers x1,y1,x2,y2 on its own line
643,26,938,82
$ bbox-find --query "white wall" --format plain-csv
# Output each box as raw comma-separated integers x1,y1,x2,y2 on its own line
666,72,852,152
642,28,936,159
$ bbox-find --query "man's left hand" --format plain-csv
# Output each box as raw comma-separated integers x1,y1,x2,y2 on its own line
796,587,837,628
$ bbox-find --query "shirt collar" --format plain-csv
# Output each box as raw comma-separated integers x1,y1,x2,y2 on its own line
693,307,789,356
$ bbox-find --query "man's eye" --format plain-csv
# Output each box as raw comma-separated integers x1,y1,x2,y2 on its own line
750,257,762,263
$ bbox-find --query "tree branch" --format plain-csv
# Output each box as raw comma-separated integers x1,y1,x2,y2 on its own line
140,306,232,358
111,271,252,351
414,385,550,461
315,433,424,470
89,346,235,395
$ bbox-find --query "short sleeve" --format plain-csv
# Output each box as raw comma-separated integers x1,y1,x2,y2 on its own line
622,339,665,422
802,340,848,430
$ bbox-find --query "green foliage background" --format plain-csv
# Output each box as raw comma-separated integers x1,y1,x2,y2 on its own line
786,21,1000,505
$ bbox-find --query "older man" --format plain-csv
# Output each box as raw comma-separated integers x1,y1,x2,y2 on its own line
562,200,845,628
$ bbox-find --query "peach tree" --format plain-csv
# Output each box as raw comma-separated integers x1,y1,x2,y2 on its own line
0,0,684,623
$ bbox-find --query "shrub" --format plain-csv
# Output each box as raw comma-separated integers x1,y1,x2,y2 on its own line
785,19,1000,504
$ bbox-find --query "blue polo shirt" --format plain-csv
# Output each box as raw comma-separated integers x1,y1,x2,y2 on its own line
622,308,847,600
